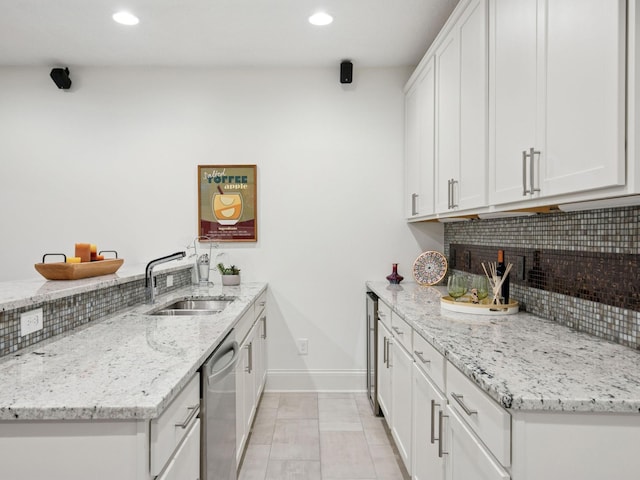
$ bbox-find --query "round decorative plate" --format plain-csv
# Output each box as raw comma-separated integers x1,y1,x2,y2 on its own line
413,251,448,286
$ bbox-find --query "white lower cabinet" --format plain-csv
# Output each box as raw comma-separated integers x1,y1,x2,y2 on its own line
412,363,446,480
390,335,413,473
0,373,201,480
157,418,200,480
235,294,268,468
377,319,392,419
445,406,510,480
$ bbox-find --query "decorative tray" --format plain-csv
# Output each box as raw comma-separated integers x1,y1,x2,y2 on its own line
34,259,124,280
440,296,519,315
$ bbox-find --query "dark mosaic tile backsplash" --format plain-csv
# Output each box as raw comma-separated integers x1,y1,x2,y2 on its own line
0,268,193,358
444,206,640,349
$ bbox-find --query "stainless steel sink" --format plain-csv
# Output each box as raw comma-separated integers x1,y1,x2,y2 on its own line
150,297,235,316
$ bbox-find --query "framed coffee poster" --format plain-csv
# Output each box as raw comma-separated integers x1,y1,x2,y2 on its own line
198,164,257,242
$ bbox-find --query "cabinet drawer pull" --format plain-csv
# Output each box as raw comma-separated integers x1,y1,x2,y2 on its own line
438,410,448,457
451,392,477,416
392,326,403,336
245,342,253,373
430,399,440,444
175,404,200,429
387,339,393,368
261,316,267,339
259,301,266,307
412,193,419,216
414,350,430,364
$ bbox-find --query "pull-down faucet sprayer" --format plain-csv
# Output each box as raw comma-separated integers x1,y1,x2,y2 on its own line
145,251,186,304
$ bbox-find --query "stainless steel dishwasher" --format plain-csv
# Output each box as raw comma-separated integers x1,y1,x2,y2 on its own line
201,331,240,480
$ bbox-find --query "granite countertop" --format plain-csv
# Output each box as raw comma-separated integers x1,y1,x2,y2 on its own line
366,281,640,414
0,281,267,421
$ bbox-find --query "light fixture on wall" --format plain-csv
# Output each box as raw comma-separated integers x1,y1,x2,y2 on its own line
50,67,72,89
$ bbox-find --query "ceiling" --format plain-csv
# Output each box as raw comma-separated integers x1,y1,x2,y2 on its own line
0,0,460,68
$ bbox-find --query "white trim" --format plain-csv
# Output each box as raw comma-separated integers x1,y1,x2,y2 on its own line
264,369,366,392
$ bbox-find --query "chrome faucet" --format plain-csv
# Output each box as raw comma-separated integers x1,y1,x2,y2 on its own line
145,251,186,304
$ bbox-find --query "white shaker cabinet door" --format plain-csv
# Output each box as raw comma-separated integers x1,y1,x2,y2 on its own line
156,418,200,480
446,406,510,480
412,363,446,480
405,58,436,218
435,30,461,213
377,320,392,420
390,340,413,475
489,0,538,204
542,0,626,196
458,0,488,210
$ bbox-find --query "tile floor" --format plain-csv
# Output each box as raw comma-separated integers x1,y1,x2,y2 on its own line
238,392,410,480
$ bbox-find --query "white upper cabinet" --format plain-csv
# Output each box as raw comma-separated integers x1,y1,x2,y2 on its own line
405,58,436,218
489,0,626,205
435,0,488,213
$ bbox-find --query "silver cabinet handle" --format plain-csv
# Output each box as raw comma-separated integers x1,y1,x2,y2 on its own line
245,342,253,373
383,337,388,365
451,179,458,208
259,301,266,307
530,147,540,194
438,410,448,457
175,404,200,429
414,350,430,364
378,310,386,319
522,149,529,195
430,399,440,444
451,392,477,416
447,179,452,209
392,326,403,336
261,315,267,339
387,338,393,368
411,193,419,216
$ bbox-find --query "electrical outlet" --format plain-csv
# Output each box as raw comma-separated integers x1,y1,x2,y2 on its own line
516,256,526,281
21,308,44,337
296,338,309,355
166,275,174,287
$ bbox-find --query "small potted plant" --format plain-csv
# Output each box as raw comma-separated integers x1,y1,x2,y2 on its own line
217,263,241,286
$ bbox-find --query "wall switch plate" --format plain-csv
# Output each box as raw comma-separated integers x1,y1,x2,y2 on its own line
296,338,309,355
464,251,471,269
21,308,44,337
166,275,174,287
516,256,526,281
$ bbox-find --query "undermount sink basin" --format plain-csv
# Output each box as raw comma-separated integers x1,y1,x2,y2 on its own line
150,297,235,316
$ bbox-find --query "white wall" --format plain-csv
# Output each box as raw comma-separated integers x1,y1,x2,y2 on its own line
0,66,443,390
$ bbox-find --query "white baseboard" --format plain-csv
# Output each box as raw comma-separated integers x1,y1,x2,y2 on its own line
265,369,367,392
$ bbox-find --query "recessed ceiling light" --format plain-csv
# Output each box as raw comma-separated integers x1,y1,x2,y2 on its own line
308,12,333,26
112,11,139,26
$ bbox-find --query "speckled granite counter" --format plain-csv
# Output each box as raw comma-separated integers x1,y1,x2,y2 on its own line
366,281,640,414
0,281,267,421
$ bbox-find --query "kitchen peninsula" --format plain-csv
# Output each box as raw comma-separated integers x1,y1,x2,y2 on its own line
0,263,267,479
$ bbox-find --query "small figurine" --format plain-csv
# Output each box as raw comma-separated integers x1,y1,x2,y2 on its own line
470,288,479,304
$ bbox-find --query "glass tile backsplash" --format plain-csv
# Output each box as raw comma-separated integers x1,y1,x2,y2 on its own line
444,206,639,349
0,268,193,358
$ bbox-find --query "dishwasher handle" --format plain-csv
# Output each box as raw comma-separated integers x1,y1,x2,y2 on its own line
206,340,240,387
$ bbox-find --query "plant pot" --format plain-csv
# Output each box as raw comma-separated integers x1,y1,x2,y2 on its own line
221,274,240,286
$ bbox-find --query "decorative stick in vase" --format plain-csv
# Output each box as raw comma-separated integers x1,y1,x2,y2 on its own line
482,261,513,305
